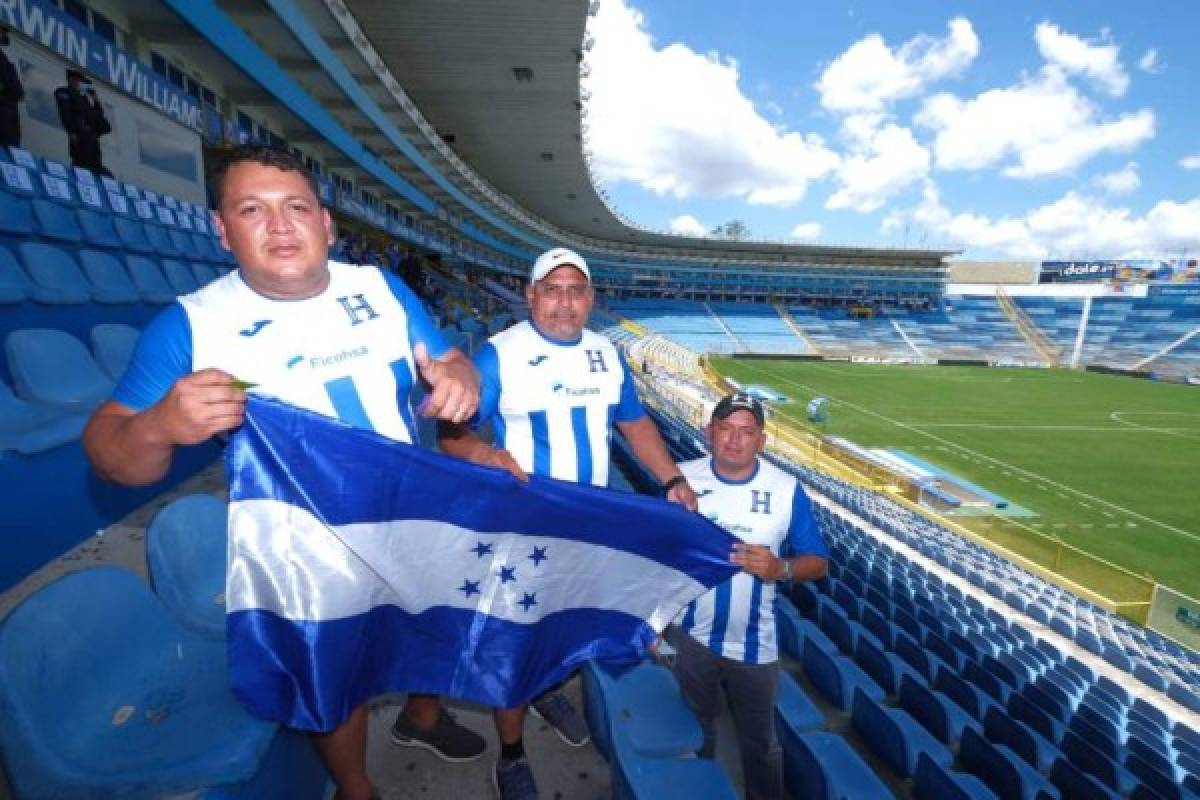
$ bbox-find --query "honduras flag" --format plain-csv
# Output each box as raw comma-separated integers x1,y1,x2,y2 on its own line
226,395,738,732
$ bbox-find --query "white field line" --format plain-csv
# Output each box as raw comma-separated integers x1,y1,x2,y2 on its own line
1109,411,1200,443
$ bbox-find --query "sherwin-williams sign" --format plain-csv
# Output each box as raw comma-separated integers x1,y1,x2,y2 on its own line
0,0,202,131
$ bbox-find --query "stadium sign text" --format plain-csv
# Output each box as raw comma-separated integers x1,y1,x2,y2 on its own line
0,0,202,131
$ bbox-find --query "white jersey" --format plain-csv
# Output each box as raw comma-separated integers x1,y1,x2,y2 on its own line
676,456,826,664
474,321,645,487
113,262,448,444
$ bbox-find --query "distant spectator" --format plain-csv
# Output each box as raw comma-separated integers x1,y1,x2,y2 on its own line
0,25,23,148
54,68,111,176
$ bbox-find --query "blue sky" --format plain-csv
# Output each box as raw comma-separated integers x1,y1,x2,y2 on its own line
583,0,1199,259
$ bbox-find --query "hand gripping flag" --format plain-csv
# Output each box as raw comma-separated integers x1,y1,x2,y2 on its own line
226,396,738,732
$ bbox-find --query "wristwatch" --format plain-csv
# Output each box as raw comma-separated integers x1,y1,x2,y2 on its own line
661,474,689,495
778,558,795,583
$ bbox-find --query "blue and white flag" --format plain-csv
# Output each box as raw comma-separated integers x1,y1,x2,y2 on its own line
226,396,738,732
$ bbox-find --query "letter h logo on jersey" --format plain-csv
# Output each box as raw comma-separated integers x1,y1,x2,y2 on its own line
750,490,772,515
337,294,380,326
585,349,608,373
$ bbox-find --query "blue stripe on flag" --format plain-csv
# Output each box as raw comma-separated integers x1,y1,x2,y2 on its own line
229,397,735,577
744,578,764,664
529,410,550,476
571,405,592,485
324,376,372,430
707,580,732,655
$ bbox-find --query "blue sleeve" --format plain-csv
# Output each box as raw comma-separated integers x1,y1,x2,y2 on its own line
470,341,501,429
613,351,646,422
111,302,193,412
783,484,829,559
382,271,450,359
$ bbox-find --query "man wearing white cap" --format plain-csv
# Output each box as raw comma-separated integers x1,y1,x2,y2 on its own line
394,247,697,799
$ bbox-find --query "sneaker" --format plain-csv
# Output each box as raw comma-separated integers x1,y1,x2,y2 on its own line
530,690,590,747
390,708,486,762
493,756,539,800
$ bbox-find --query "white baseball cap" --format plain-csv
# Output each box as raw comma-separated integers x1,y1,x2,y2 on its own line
530,248,590,283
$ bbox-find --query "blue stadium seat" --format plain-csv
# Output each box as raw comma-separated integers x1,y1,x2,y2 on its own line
5,328,115,412
610,720,736,800
1168,682,1200,714
777,726,894,800
161,258,201,294
0,189,33,235
1059,730,1137,795
77,206,123,248
776,669,825,733
851,688,953,779
984,706,1060,772
913,752,998,800
168,227,203,259
17,242,92,304
1125,752,1190,800
0,245,28,303
31,197,83,242
125,254,178,303
0,379,88,455
113,215,156,254
77,248,141,304
802,637,885,712
1049,757,1122,800
777,595,837,658
855,634,925,697
0,567,277,798
960,727,1061,800
147,494,228,639
899,674,981,747
580,659,702,761
90,323,140,382
144,223,182,257
190,261,220,286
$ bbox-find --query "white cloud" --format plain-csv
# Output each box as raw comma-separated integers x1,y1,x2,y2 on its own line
1094,162,1140,195
790,222,822,239
1180,155,1200,171
669,214,707,237
916,69,1154,178
888,180,1200,258
826,122,930,212
815,17,979,113
1035,23,1128,96
1138,49,1160,74
585,0,839,207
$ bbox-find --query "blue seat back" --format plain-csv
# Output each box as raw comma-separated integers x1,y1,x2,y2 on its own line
190,261,220,286
90,323,140,382
0,187,33,235
5,328,114,411
125,254,176,303
0,245,28,303
147,494,228,639
113,215,155,252
161,258,200,294
77,207,122,248
31,197,83,242
17,242,91,304
77,248,140,305
960,727,1025,800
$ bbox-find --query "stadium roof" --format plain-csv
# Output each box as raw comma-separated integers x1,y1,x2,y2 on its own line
341,0,956,264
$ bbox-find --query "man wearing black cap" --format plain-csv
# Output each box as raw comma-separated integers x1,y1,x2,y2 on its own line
54,68,111,175
0,26,23,148
666,391,828,800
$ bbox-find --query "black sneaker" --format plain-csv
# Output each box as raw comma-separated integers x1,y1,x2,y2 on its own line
493,756,539,800
390,708,486,762
530,690,590,747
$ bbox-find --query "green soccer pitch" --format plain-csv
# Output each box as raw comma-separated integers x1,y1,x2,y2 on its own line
713,358,1200,599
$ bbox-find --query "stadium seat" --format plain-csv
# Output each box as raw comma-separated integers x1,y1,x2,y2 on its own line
984,706,1060,772
161,258,201,294
113,215,156,253
801,637,885,712
125,254,178,303
31,197,83,243
168,228,202,259
609,720,737,800
0,245,28,303
580,659,702,761
776,595,837,658
0,188,34,235
1059,730,1137,795
854,634,925,697
77,206,123,248
0,567,276,797
1168,682,1200,714
1049,757,1122,800
0,379,88,455
776,728,894,800
851,688,953,779
190,261,220,286
913,752,999,799
899,673,981,747
77,248,141,304
144,223,181,257
959,727,1061,800
146,494,228,639
6,328,115,412
775,669,825,733
90,323,140,382
16,242,92,304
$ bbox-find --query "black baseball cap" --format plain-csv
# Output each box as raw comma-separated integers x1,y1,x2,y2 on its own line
711,392,766,427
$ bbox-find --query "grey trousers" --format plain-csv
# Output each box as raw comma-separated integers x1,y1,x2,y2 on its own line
666,626,784,800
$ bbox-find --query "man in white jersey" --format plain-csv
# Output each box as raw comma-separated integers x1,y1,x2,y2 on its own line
393,247,698,800
82,145,483,800
667,392,828,800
